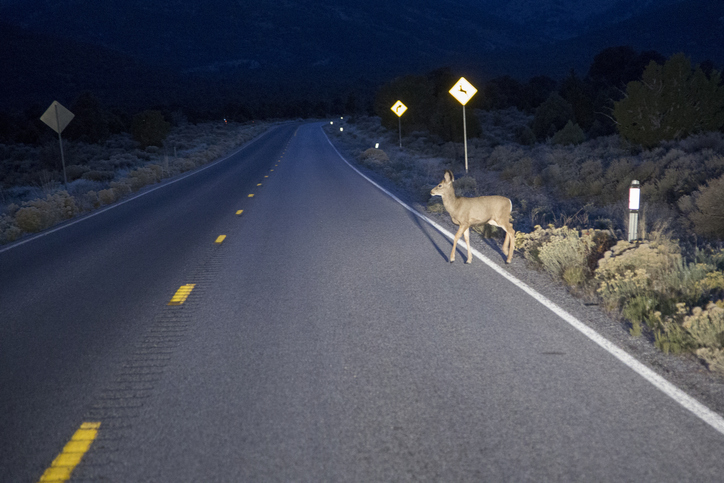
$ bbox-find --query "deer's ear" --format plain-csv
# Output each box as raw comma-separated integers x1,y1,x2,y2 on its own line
444,170,454,182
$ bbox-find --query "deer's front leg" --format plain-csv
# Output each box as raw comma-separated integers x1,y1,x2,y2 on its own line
450,225,466,263
463,227,472,264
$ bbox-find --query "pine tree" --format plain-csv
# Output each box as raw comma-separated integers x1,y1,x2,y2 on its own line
613,53,724,148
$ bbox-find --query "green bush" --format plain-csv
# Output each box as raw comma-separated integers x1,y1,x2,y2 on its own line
131,110,171,148
551,120,585,146
613,53,724,148
532,92,575,140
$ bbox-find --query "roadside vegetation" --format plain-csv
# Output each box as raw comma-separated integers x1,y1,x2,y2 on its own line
0,116,270,243
324,50,724,375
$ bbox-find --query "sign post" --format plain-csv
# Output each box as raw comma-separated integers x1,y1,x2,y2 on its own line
40,101,75,188
390,100,407,148
449,77,477,173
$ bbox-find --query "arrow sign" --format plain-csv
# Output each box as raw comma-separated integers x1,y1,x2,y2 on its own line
40,101,75,134
449,77,477,106
390,100,407,117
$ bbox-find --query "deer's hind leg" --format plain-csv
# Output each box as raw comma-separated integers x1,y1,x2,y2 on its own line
463,227,473,264
502,222,515,263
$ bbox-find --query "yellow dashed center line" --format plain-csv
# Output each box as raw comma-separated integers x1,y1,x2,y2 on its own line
215,235,226,244
236,210,243,215
256,183,262,187
168,284,195,305
39,422,101,482
248,193,254,198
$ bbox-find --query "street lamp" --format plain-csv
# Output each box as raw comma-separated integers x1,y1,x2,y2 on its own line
628,180,640,241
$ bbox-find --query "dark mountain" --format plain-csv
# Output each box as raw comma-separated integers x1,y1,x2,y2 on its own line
540,0,724,77
1,0,720,112
0,22,192,110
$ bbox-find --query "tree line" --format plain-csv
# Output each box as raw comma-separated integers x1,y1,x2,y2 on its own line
373,46,724,148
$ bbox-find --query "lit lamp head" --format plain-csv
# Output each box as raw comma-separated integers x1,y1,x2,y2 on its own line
629,180,641,211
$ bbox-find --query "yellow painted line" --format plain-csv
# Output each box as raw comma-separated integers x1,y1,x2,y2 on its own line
256,183,262,187
39,422,101,482
264,175,269,178
270,169,274,172
236,210,243,215
215,235,226,244
168,284,195,305
248,194,254,198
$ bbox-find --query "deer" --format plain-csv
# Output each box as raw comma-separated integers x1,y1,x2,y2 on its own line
430,170,515,264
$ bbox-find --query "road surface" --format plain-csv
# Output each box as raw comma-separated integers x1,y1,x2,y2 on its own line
2,122,724,481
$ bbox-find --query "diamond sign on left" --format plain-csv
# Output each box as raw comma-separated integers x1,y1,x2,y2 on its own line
40,101,75,185
41,101,75,134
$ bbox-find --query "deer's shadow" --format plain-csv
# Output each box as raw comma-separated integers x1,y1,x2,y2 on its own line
408,210,509,263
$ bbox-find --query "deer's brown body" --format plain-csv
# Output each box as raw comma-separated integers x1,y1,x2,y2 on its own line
431,170,515,264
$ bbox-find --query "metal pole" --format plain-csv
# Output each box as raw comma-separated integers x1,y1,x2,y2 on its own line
463,104,468,173
55,104,68,188
398,117,402,148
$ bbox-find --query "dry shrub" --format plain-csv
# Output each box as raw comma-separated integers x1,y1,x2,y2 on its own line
14,191,78,233
177,159,197,172
359,148,389,166
679,174,724,239
595,239,681,311
0,213,22,243
97,189,117,206
109,180,132,196
126,165,163,191
651,301,724,369
537,226,594,283
427,199,445,214
683,302,724,349
515,225,613,289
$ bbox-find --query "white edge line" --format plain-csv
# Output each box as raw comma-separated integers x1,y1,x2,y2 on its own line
322,126,724,437
0,125,278,254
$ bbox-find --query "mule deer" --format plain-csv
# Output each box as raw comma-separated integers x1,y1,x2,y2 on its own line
430,170,515,264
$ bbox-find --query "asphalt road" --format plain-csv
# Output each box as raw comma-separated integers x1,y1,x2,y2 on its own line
2,122,724,481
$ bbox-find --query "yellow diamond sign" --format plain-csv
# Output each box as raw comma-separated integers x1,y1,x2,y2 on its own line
390,100,407,117
449,77,477,106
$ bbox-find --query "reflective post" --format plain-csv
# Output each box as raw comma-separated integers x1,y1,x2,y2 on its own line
628,180,640,242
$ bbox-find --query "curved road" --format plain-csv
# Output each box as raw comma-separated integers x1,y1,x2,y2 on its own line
2,123,724,481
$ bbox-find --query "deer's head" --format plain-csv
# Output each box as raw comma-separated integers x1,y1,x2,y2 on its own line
430,170,454,197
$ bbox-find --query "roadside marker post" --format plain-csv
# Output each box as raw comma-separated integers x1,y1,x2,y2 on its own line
628,180,641,242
